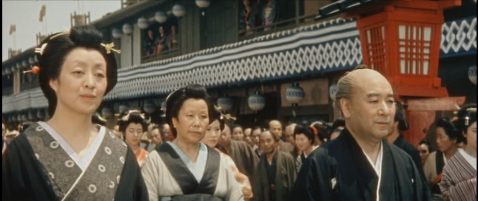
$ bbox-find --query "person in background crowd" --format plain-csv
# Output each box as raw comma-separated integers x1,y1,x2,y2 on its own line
144,29,156,57
2,25,147,201
140,123,157,152
328,118,345,141
253,129,296,201
219,123,259,186
159,123,171,142
232,124,245,141
251,126,263,157
118,111,149,168
423,117,460,201
150,125,163,148
268,120,294,154
201,108,253,200
284,123,299,159
440,104,476,201
309,121,329,147
2,123,6,154
244,127,255,147
292,67,431,201
385,101,423,176
113,124,123,140
418,139,433,166
293,124,319,172
141,84,243,200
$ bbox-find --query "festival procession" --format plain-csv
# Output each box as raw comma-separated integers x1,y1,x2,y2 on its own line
2,0,476,200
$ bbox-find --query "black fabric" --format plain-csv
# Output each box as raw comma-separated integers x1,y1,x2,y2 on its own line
156,143,220,195
171,194,223,201
291,128,432,201
264,151,278,201
393,134,425,178
2,128,148,201
431,151,445,194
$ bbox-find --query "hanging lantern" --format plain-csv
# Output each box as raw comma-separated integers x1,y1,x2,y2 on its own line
196,0,210,16
248,91,265,111
119,104,129,114
217,94,233,112
22,114,28,122
143,101,156,114
11,114,16,122
137,17,149,29
17,114,23,122
28,110,36,121
102,107,113,118
22,60,29,68
172,4,186,18
122,23,133,35
112,28,122,39
469,66,476,85
286,83,305,107
29,56,35,65
329,83,338,100
37,109,45,119
155,11,168,23
16,63,22,71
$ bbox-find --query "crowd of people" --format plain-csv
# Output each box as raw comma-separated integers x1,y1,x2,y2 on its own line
2,25,476,201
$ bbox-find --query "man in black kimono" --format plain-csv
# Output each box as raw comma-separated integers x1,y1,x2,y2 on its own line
291,68,431,201
385,101,424,176
268,120,294,154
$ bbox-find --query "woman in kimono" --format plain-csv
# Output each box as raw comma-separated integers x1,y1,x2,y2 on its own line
423,117,460,201
118,111,149,168
440,104,476,201
141,84,243,201
201,108,253,200
293,124,319,172
2,25,148,201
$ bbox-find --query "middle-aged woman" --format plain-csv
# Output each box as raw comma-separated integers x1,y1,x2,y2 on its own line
423,117,461,201
201,108,253,200
141,84,243,201
440,104,477,201
118,111,149,168
293,124,319,172
418,138,433,167
2,25,147,201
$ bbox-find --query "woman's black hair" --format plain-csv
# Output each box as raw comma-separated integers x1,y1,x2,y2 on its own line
251,126,263,134
231,124,243,132
419,138,434,153
209,107,225,131
435,117,461,142
165,84,214,138
454,103,476,144
294,124,315,145
117,111,147,138
331,118,345,130
37,25,118,117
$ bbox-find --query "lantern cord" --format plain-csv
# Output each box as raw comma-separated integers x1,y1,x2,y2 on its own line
292,109,296,117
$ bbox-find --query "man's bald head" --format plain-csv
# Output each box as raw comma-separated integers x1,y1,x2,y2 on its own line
268,120,283,138
285,123,297,145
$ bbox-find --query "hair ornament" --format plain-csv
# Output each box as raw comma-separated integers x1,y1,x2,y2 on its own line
222,114,237,121
121,110,145,121
101,43,121,54
23,66,41,74
310,126,318,136
35,43,48,55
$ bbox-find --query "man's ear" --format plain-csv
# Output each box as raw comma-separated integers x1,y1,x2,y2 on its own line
340,98,351,119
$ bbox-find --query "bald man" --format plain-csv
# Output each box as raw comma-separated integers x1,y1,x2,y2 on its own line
268,120,294,155
292,67,431,201
284,123,299,159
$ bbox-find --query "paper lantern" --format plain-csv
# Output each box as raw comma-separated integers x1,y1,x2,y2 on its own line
28,110,36,120
119,104,129,114
285,83,305,106
248,92,265,111
37,109,45,119
112,28,122,39
143,101,156,114
155,11,168,23
469,66,476,85
102,107,113,118
122,23,133,35
137,17,149,29
196,0,210,8
217,95,233,112
329,83,338,100
172,4,186,18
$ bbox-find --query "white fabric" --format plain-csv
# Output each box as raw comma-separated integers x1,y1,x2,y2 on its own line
458,148,477,170
38,121,105,171
166,141,207,182
362,141,383,201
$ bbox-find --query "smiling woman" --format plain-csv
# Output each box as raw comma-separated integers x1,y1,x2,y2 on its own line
2,25,148,201
141,84,244,201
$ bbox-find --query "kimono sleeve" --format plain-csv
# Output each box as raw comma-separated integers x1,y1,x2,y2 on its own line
291,148,336,201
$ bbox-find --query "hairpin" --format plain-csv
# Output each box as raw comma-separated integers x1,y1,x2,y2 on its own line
222,114,237,121
310,126,318,136
35,43,48,55
101,43,121,54
23,66,41,74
